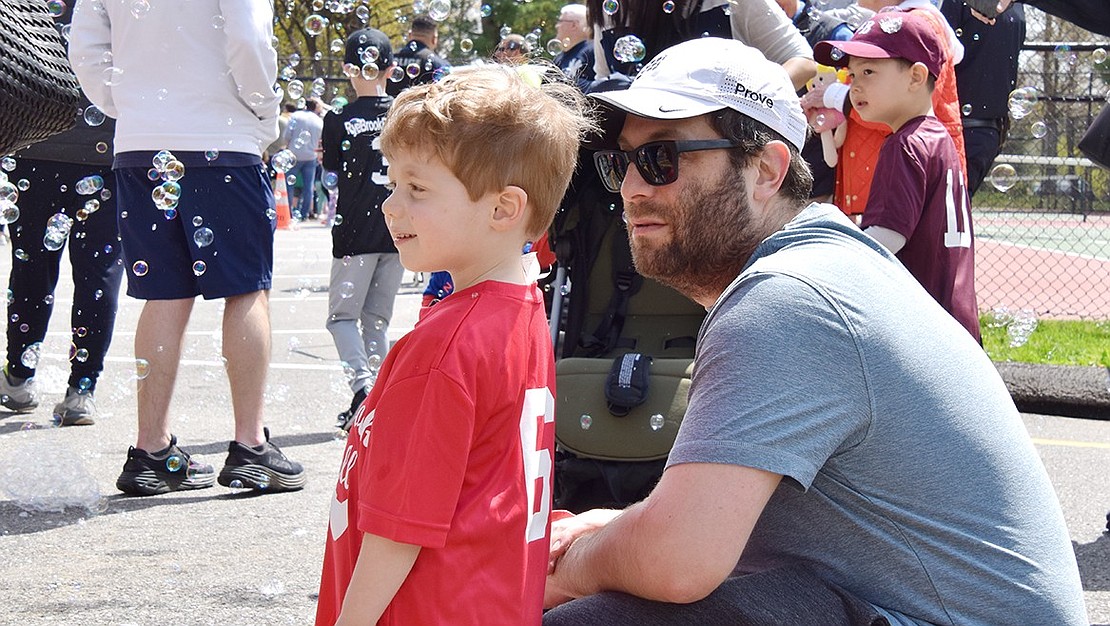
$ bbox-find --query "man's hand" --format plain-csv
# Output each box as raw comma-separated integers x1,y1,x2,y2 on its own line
971,0,1013,25
548,508,621,574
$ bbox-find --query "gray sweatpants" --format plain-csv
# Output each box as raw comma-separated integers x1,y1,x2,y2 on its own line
543,565,890,626
325,253,404,393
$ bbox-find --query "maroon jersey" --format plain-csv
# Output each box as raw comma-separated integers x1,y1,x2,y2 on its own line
862,115,980,341
316,280,556,625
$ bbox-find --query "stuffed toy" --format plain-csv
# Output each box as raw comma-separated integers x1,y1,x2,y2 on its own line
802,65,850,168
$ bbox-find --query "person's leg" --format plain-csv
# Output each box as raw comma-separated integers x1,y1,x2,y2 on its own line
66,163,123,393
326,254,377,394
963,125,1001,197
222,289,270,447
298,161,317,220
134,298,194,452
4,159,67,382
543,565,890,626
360,253,405,365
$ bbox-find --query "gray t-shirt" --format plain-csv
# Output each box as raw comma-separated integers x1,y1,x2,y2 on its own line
668,204,1087,625
284,110,324,162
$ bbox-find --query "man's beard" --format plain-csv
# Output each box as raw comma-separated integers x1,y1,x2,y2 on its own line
625,170,767,304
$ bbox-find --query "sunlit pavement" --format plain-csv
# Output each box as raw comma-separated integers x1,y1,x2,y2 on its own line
0,223,1106,624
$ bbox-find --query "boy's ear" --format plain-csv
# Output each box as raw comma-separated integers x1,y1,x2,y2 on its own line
909,62,930,90
489,185,528,231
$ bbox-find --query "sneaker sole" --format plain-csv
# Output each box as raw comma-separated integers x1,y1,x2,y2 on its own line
116,470,217,496
217,465,307,492
56,413,95,426
2,400,38,413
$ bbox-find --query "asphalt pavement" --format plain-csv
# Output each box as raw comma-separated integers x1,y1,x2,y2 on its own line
0,223,1107,625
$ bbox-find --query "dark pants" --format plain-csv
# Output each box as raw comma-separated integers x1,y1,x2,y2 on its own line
543,565,890,626
5,159,123,391
963,124,1003,197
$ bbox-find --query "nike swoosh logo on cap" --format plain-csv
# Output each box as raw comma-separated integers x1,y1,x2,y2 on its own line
658,106,687,113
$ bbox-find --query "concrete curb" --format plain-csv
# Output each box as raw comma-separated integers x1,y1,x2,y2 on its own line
995,362,1110,420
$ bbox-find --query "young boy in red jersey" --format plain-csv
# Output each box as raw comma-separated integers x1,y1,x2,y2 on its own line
815,11,980,341
315,65,592,626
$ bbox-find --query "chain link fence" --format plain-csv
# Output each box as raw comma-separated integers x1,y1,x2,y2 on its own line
973,9,1110,320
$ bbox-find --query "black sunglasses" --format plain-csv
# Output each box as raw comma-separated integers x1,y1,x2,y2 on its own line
593,139,740,193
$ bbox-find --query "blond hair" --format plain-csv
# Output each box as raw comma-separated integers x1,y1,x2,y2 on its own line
380,64,594,239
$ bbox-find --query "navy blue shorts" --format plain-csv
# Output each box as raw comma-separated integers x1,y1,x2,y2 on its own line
114,151,275,300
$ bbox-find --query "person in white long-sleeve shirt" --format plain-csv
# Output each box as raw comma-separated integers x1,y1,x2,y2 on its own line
68,0,306,497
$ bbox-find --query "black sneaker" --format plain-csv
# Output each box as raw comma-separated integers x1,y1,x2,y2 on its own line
217,427,306,492
335,387,368,432
116,436,216,496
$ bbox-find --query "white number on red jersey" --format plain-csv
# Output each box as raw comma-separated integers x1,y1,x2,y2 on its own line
944,168,972,249
519,387,555,543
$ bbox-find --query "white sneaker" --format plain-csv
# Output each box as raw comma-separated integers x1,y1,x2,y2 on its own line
53,387,96,426
0,370,38,413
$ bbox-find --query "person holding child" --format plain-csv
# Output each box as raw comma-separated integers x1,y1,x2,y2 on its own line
314,64,592,625
816,11,980,340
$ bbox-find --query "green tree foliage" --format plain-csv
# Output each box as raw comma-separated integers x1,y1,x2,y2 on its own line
273,0,568,89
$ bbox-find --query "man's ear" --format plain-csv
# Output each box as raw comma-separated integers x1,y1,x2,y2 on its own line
751,141,791,204
490,185,528,232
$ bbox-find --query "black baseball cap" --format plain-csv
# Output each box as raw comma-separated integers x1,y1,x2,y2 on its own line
345,28,394,71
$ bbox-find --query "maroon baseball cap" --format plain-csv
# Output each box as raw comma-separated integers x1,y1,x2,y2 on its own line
814,10,946,77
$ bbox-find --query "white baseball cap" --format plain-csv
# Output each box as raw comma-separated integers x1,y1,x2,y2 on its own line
590,37,808,151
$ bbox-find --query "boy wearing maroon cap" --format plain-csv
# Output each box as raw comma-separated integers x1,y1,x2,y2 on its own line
815,11,980,341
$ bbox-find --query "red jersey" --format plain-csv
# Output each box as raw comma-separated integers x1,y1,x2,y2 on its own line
861,115,981,341
316,280,557,625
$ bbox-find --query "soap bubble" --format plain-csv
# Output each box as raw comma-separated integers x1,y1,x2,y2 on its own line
74,348,89,363
0,156,15,171
546,39,563,56
580,414,592,429
1094,47,1108,64
613,35,646,63
961,103,972,116
83,105,106,127
649,414,665,431
102,67,124,86
0,440,103,513
0,201,20,225
75,174,104,195
829,48,844,62
205,150,219,162
287,79,306,100
987,163,1017,192
271,150,297,173
1030,120,1047,139
602,0,619,15
1007,86,1039,120
46,1,67,17
192,260,207,276
1007,309,1038,347
480,4,492,17
95,141,109,153
130,0,150,19
132,260,149,276
135,358,150,379
193,227,214,248
304,14,328,36
662,0,675,12
20,342,42,369
322,171,339,189
338,281,355,298
428,0,450,21
1054,44,1077,66
459,38,473,53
